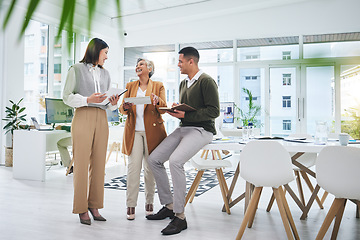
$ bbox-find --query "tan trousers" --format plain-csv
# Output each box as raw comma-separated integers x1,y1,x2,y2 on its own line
71,107,109,214
127,131,155,207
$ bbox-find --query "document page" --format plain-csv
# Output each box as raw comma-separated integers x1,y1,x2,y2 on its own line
124,96,151,105
94,88,128,106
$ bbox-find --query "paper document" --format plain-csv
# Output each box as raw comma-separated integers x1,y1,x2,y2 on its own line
124,96,151,105
95,88,128,106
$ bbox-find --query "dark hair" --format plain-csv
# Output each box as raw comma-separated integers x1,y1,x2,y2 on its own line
179,46,200,64
80,38,109,68
137,58,155,78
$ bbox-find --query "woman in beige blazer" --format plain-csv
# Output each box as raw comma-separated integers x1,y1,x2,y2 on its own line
120,58,167,220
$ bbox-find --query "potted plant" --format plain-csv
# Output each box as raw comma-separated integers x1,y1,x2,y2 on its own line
2,98,28,167
234,88,261,128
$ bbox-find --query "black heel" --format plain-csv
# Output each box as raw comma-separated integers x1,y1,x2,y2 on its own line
88,208,107,221
79,213,91,225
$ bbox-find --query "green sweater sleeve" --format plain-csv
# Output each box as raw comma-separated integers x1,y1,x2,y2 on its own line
61,126,71,132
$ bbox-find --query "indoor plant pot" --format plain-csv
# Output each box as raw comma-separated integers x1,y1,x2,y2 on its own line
2,98,27,167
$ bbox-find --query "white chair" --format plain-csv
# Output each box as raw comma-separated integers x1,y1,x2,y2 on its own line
267,133,324,212
236,141,299,240
185,115,233,214
315,146,360,240
185,149,232,214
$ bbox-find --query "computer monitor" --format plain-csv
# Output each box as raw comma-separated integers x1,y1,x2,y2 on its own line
45,98,74,124
220,102,235,123
106,108,120,122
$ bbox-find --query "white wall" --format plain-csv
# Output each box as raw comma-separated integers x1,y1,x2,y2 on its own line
0,5,26,164
120,0,360,47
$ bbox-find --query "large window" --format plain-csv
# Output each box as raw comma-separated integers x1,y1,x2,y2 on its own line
24,20,49,124
24,20,75,124
305,66,335,135
270,67,297,135
304,41,360,58
340,65,360,139
238,45,299,61
123,32,360,136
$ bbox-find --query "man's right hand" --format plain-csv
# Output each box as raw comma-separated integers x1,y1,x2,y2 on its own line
87,93,106,104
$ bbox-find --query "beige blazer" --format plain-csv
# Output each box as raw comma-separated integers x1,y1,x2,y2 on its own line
120,79,167,156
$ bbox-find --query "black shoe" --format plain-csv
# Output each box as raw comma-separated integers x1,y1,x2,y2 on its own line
161,217,187,235
146,206,174,220
67,166,73,174
88,208,107,221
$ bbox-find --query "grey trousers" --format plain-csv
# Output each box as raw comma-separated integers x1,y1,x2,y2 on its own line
148,126,213,213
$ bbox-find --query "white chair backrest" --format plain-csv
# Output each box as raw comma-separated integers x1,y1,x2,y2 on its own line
240,140,294,188
316,146,360,200
214,115,224,138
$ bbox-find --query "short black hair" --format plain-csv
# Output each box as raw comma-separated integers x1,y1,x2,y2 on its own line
80,38,109,68
179,46,199,64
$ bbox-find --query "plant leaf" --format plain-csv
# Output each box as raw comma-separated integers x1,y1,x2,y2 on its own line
87,0,96,35
113,0,123,36
56,0,76,54
18,0,42,41
57,0,76,38
2,0,17,30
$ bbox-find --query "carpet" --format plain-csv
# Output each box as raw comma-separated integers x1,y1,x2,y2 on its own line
104,169,235,197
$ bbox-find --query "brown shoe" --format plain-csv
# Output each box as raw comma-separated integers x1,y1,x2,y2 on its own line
127,207,135,220
145,204,153,216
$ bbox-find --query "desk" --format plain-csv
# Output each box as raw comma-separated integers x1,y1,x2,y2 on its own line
220,128,260,137
202,140,359,218
13,130,71,181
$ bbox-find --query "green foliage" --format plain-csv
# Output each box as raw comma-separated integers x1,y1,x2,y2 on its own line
341,106,360,139
2,98,28,145
111,111,126,126
234,88,261,128
1,0,122,52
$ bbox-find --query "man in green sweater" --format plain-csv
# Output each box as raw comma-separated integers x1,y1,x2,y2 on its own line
147,47,220,235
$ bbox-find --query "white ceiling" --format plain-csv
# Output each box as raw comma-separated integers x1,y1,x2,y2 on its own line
76,0,212,18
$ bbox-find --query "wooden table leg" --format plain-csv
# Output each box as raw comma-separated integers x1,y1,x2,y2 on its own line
301,184,321,220
222,162,240,212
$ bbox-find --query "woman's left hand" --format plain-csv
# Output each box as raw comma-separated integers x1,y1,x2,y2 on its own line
109,94,120,106
151,93,159,106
